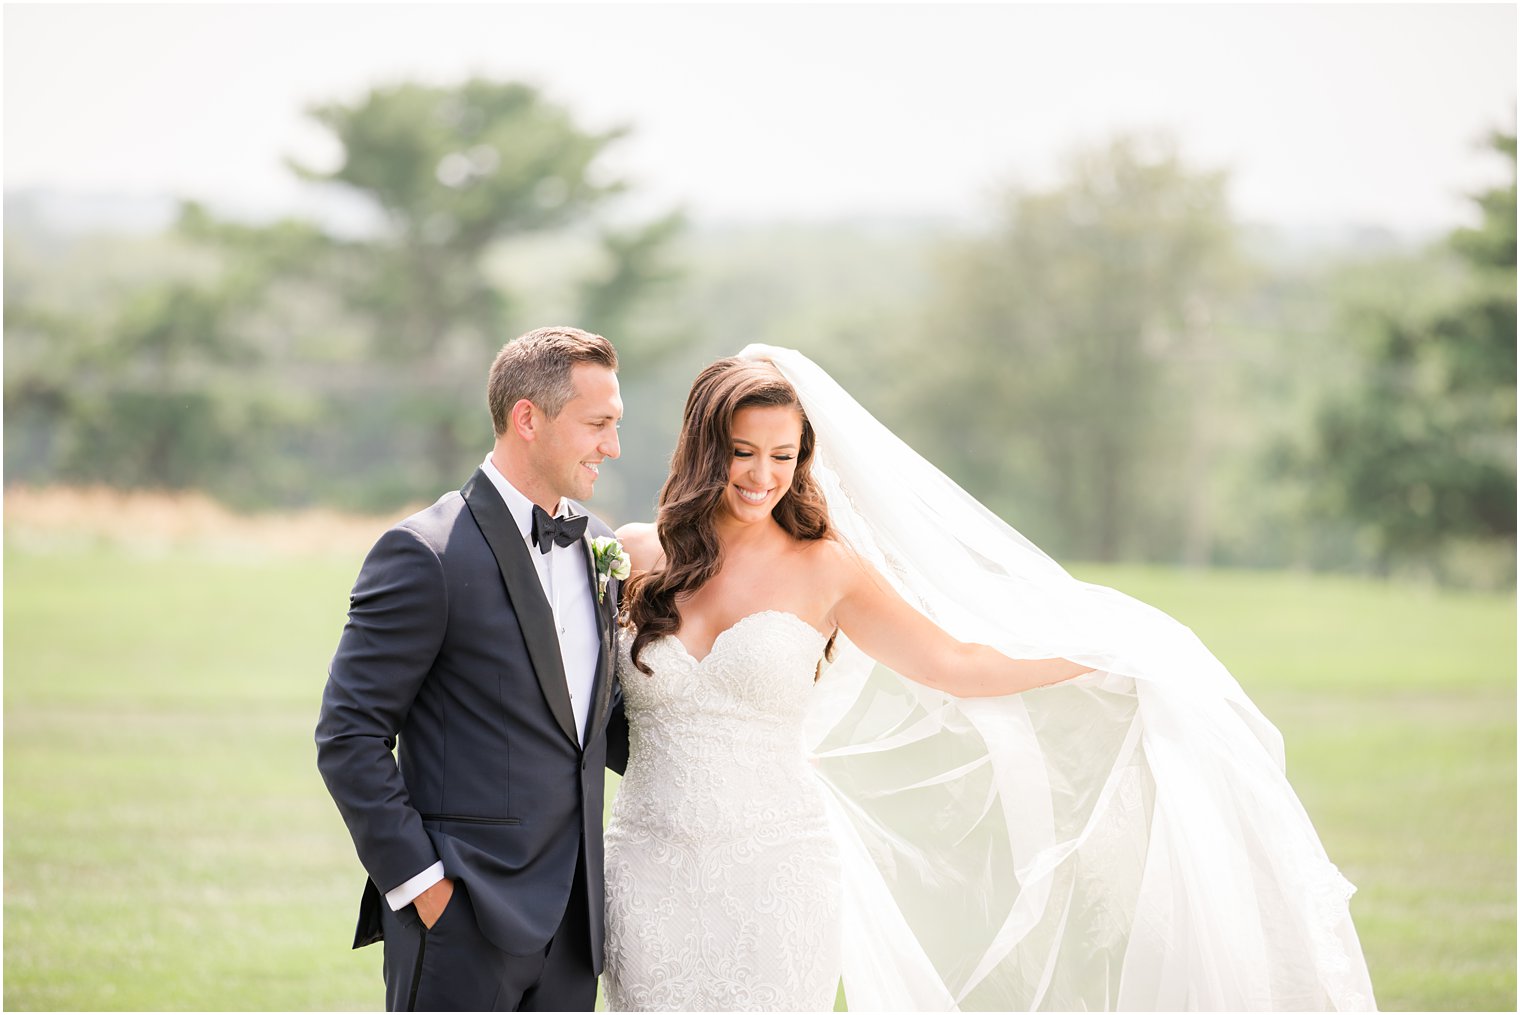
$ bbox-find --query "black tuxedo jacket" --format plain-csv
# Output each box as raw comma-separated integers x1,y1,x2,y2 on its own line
316,469,628,968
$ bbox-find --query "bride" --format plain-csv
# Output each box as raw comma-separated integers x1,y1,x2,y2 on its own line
601,347,1376,1012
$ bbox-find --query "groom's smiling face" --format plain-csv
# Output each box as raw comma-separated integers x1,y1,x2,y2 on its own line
531,363,623,503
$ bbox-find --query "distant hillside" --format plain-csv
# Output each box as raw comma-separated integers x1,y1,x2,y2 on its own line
6,186,1433,257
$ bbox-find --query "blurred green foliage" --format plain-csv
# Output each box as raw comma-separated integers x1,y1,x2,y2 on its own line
4,78,685,509
827,132,1515,584
1292,131,1516,582
873,135,1245,564
2,80,1513,586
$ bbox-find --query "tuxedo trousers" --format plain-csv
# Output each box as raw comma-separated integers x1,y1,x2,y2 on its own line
379,846,595,1012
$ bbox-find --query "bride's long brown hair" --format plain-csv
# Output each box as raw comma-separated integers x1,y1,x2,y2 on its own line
625,357,833,674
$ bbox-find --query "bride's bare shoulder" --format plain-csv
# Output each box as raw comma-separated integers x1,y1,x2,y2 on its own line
799,533,888,593
796,533,865,582
615,522,664,573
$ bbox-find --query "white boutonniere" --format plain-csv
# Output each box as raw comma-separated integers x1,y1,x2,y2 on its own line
590,536,632,604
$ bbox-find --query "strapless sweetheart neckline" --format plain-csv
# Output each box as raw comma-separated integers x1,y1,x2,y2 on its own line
664,609,830,665
605,606,844,1011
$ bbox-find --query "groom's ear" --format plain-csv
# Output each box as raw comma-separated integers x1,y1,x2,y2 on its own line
510,398,539,441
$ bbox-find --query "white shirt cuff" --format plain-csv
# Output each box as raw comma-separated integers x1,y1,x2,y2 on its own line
385,861,445,911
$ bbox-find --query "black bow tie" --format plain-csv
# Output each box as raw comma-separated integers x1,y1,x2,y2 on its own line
530,504,588,554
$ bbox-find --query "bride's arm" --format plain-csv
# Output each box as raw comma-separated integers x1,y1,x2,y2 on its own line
824,542,1093,697
615,522,665,575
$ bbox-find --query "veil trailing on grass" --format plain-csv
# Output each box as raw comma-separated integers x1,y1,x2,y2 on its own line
738,344,1376,1012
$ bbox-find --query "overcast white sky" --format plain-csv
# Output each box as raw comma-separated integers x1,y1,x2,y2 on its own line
4,3,1515,232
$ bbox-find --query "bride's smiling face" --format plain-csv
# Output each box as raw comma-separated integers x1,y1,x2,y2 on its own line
722,404,804,525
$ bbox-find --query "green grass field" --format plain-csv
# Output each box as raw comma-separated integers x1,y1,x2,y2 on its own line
4,541,1514,1010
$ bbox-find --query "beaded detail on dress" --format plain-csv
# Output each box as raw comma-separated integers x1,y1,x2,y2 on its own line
604,611,841,1012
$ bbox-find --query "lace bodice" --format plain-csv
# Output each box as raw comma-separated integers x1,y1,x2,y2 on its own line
615,611,826,834
602,611,842,1012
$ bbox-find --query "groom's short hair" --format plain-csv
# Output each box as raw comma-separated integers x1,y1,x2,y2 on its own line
489,326,618,435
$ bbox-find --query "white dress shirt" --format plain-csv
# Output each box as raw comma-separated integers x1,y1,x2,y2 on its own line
386,456,602,911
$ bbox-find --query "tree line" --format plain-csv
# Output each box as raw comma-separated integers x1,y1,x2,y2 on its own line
4,78,1513,585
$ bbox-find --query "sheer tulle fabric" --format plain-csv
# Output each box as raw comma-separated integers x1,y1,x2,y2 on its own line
738,344,1376,1012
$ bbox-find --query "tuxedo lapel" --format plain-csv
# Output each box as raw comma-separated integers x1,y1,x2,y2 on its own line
462,470,579,748
578,532,616,740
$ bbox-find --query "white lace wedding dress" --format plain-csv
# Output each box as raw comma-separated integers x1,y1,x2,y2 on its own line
600,345,1376,1013
603,611,842,1012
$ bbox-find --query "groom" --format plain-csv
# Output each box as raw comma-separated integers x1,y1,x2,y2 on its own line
316,326,629,1011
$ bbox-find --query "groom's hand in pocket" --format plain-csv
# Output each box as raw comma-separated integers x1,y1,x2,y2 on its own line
414,877,455,929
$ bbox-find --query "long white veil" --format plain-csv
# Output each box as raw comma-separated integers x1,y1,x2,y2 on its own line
737,344,1376,1012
